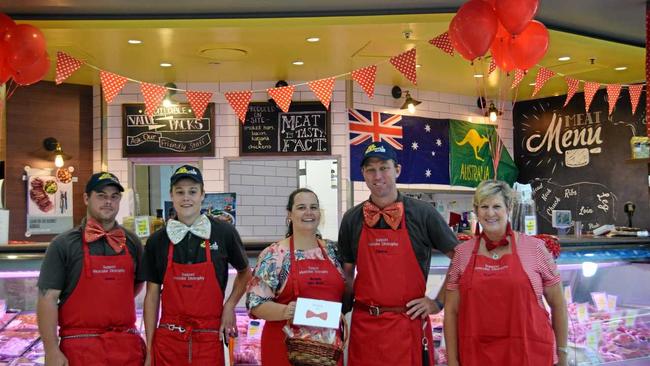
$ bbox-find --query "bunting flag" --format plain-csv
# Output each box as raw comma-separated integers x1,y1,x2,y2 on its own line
186,90,213,119
563,77,580,107
511,69,525,89
348,109,450,184
488,59,497,75
532,67,556,96
224,90,252,124
606,84,622,116
267,85,295,113
352,65,377,99
99,71,128,104
628,84,644,115
584,81,600,112
55,52,84,85
140,82,167,117
390,48,417,85
308,77,335,109
428,32,454,56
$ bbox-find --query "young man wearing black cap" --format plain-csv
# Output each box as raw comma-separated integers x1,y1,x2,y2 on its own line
142,165,251,366
338,141,458,366
37,172,146,366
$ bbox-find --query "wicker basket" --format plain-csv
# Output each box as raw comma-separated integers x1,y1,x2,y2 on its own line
285,316,348,366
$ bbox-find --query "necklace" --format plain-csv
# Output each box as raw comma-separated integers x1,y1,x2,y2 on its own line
491,252,500,260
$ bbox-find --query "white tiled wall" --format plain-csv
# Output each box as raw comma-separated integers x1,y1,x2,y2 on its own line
96,80,514,241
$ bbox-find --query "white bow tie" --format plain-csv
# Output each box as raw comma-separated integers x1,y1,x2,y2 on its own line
166,215,211,244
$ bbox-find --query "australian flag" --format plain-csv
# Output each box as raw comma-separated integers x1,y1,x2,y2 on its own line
349,109,450,184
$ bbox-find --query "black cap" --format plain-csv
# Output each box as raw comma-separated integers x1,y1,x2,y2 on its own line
360,141,398,166
170,165,204,186
85,172,124,194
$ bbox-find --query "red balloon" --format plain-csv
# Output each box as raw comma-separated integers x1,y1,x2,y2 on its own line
0,13,15,36
4,24,47,71
13,52,50,86
448,0,498,61
481,0,497,9
0,46,12,84
496,0,539,35
490,21,516,72
510,20,549,70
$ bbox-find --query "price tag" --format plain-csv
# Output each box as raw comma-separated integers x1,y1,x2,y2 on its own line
607,295,617,313
134,216,151,238
247,319,262,339
524,215,537,235
563,286,573,304
576,303,590,323
585,330,599,350
625,309,638,327
591,292,608,312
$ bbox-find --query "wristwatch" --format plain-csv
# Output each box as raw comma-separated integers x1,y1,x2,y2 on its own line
433,298,444,311
557,346,569,355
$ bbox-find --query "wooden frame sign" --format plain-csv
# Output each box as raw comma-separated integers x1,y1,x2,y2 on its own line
122,103,215,157
240,101,331,156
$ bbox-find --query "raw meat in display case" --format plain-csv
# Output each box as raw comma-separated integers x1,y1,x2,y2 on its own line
233,311,264,365
3,314,37,332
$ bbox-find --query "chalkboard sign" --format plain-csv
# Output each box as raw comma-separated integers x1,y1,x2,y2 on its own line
514,89,648,233
122,103,215,157
240,102,330,156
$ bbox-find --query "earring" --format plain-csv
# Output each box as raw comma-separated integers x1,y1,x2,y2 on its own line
286,218,292,226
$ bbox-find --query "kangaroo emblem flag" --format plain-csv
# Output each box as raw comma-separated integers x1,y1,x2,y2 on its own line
450,119,518,187
349,109,450,184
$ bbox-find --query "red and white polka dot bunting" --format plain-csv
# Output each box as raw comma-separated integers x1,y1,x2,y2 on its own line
606,84,622,116
100,71,128,104
55,52,84,85
225,90,252,124
511,69,525,89
267,85,295,113
488,59,497,75
429,32,454,56
563,77,579,107
352,65,377,99
186,90,213,119
139,82,167,117
628,84,644,116
308,77,335,109
390,48,417,85
532,67,555,97
583,81,600,112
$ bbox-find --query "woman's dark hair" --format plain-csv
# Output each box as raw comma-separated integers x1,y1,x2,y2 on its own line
285,188,319,238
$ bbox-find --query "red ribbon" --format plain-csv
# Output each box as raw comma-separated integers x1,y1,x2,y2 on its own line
363,201,404,230
482,223,513,252
306,310,328,321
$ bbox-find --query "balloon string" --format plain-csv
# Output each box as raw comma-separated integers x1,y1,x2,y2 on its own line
6,80,18,100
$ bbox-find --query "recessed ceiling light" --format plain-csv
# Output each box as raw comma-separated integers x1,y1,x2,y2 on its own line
128,39,142,45
292,60,304,66
306,37,320,43
557,56,571,61
160,62,173,67
615,66,627,71
473,74,484,78
416,64,422,68
529,82,536,86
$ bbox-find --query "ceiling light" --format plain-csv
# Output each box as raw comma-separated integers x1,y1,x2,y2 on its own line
485,102,502,122
416,64,422,68
473,74,484,78
292,60,304,66
306,37,320,43
128,39,142,45
392,86,421,114
557,56,571,61
615,66,627,71
529,82,536,86
160,62,173,68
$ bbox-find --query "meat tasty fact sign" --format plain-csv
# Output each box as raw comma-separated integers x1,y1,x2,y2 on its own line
122,103,215,157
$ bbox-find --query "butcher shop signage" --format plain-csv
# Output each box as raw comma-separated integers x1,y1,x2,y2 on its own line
25,167,74,236
122,103,215,157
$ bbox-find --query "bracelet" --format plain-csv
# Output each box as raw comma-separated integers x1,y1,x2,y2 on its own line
557,346,569,355
433,298,444,311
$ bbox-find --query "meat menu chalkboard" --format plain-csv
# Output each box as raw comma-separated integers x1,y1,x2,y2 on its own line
240,102,330,156
514,89,648,233
122,103,215,157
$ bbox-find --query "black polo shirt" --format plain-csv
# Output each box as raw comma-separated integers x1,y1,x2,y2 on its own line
37,222,144,305
337,192,458,278
142,216,249,294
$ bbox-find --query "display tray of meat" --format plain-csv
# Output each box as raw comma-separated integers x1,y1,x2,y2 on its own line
4,314,38,332
233,312,263,366
8,357,40,366
0,331,39,358
0,314,18,331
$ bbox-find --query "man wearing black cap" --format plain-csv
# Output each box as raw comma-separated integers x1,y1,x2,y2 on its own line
338,141,458,366
37,172,146,366
142,165,251,366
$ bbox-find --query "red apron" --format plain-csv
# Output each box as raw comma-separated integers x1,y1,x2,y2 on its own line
260,237,345,366
348,214,435,366
152,240,224,366
59,234,145,366
458,232,555,366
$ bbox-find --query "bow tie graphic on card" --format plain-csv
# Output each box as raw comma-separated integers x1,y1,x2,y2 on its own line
306,310,328,321
166,215,211,244
363,201,404,230
84,217,126,253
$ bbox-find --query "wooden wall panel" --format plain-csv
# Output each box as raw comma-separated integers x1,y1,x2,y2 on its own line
6,81,93,242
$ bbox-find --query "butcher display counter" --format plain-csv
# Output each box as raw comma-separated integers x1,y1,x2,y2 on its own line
0,236,649,365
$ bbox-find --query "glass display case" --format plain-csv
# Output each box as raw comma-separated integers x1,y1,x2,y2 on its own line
0,237,649,365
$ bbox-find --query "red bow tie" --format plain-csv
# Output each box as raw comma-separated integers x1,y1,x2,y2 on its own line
84,217,126,253
363,201,404,230
306,310,328,321
482,224,513,252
